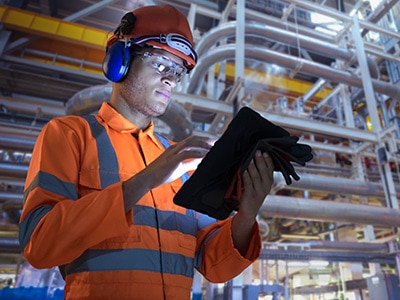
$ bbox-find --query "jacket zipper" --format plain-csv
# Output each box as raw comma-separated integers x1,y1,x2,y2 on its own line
133,133,167,300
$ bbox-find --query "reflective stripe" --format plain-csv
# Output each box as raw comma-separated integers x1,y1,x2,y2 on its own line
66,248,194,278
180,171,190,183
19,206,52,249
197,213,217,230
194,227,222,270
24,171,78,201
134,205,197,237
20,170,78,249
83,115,120,188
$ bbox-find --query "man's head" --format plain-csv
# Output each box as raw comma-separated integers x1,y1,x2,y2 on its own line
102,5,197,82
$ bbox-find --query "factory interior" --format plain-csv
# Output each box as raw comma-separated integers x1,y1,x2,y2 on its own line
0,0,400,299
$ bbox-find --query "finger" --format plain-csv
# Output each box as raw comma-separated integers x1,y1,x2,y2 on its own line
247,158,262,187
246,152,273,195
253,151,273,179
241,169,252,188
186,147,209,156
176,136,214,154
184,135,215,147
164,141,210,161
178,149,209,161
262,152,274,181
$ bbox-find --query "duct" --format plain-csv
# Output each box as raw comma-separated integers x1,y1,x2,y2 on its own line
259,247,395,263
0,121,42,134
195,21,383,84
259,194,400,227
260,240,392,263
0,132,36,151
305,240,389,252
196,21,355,61
276,172,400,198
187,44,400,99
0,179,24,187
65,84,193,141
0,192,23,203
0,94,65,117
0,162,29,178
234,4,337,44
0,237,21,254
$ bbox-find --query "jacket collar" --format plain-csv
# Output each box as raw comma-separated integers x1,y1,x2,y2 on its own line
98,102,155,135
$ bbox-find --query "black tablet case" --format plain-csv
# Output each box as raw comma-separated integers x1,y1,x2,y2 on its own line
173,107,313,219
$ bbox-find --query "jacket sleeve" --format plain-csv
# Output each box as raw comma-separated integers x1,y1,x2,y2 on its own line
195,214,261,283
19,118,130,269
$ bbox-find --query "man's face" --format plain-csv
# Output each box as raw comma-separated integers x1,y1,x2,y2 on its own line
116,48,186,118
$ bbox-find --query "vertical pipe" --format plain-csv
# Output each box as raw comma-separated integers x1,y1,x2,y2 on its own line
234,0,245,115
284,261,289,300
351,15,381,133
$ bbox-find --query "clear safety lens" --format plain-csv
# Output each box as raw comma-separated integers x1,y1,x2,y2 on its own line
141,52,187,82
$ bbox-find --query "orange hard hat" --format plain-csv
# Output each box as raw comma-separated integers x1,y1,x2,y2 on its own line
107,4,197,70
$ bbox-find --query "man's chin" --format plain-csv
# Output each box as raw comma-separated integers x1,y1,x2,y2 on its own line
153,102,170,117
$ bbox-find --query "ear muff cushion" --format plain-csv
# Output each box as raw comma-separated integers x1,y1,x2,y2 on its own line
102,41,131,82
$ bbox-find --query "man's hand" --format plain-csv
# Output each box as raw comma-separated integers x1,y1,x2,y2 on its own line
238,150,274,220
122,135,214,212
145,135,214,187
232,150,274,256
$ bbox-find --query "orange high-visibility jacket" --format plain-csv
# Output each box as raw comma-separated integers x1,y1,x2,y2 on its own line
19,102,261,300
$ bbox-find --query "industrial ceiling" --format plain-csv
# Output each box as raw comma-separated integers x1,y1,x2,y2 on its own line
0,0,400,294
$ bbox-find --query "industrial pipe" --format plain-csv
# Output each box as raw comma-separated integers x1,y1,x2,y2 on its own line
188,44,400,98
260,195,400,227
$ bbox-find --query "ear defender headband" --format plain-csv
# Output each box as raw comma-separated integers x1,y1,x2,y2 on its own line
102,6,198,83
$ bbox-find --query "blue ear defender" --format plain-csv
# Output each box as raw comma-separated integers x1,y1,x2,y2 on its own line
102,40,131,82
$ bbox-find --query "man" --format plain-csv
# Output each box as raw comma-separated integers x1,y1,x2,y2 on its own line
19,4,274,299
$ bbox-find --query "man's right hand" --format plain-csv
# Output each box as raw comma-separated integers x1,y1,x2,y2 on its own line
122,135,214,212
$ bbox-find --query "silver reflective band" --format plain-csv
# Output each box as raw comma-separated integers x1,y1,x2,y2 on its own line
161,34,191,56
130,33,198,64
140,52,188,82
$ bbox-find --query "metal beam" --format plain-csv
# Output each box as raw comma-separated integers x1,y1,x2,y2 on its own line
258,110,378,142
260,248,395,264
0,5,108,50
63,0,119,22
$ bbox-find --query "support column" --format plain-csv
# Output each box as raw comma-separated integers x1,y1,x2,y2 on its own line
352,15,399,212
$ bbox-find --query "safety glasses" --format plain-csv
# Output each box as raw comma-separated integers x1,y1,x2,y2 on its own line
139,51,188,82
